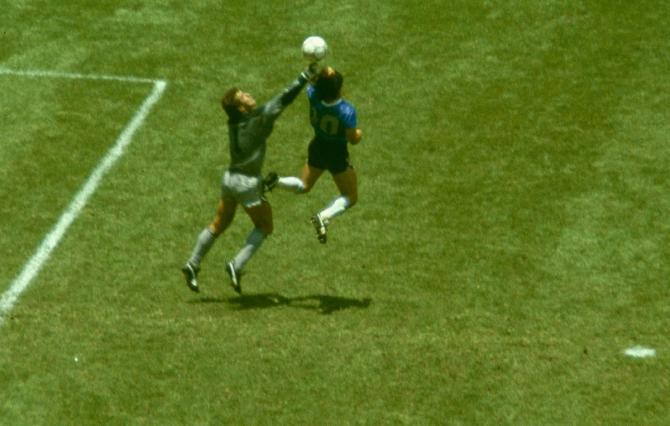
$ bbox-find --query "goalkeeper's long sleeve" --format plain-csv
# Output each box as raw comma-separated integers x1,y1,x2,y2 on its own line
279,72,309,106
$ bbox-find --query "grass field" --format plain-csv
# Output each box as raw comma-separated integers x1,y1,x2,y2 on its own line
2,1,670,424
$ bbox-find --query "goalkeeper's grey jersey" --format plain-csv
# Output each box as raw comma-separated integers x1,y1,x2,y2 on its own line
227,75,307,176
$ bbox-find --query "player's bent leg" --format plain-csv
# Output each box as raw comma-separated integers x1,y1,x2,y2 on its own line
332,166,358,206
300,164,325,194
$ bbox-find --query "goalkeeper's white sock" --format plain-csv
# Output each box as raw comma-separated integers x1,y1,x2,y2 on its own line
277,176,305,193
188,228,218,268
319,195,351,223
232,228,266,271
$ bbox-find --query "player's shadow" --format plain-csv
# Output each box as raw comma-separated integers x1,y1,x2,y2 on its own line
194,293,371,315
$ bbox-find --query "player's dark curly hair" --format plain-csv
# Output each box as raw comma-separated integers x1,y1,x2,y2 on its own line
314,67,343,103
221,87,243,122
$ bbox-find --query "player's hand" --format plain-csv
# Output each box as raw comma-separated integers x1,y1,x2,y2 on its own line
346,128,362,145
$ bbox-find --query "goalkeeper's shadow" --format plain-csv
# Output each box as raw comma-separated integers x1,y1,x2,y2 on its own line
198,293,372,314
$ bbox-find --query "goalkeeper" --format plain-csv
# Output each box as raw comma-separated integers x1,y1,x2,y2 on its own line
182,64,317,294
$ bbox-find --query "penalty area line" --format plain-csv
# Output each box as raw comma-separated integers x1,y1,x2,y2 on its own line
0,79,167,325
0,67,160,84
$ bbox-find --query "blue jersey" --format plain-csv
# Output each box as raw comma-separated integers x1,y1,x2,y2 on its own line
307,85,357,145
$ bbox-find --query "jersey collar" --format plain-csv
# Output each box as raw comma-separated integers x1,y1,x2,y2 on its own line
321,98,343,107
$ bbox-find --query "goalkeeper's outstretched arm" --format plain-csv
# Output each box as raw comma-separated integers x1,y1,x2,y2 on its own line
263,64,320,121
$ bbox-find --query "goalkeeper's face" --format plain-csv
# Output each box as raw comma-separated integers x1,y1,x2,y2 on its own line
236,91,256,113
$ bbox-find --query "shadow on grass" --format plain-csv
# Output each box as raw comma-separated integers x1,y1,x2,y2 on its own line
192,293,372,315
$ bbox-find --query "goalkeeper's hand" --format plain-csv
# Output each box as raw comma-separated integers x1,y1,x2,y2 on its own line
301,62,322,83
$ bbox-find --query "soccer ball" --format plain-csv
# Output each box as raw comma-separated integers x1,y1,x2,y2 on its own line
302,36,328,62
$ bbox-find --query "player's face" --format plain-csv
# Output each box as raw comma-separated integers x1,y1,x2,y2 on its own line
236,91,256,112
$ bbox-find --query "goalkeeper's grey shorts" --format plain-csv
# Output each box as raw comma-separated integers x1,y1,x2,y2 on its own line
221,170,265,208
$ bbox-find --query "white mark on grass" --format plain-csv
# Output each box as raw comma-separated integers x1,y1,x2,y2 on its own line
0,73,167,325
624,346,656,359
0,67,158,84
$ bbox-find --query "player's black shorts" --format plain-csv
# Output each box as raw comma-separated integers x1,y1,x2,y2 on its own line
307,138,351,174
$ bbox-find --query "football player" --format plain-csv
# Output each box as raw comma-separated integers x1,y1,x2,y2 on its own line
265,66,362,243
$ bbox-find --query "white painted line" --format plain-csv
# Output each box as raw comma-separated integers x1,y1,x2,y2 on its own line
624,346,656,358
0,79,167,325
0,67,160,84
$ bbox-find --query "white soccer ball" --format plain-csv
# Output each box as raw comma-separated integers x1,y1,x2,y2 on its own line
302,36,328,62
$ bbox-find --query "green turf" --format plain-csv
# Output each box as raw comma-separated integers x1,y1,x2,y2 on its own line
1,1,670,424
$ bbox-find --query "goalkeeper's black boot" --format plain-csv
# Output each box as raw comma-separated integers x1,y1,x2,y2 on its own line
263,172,279,193
226,261,242,294
182,262,200,293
